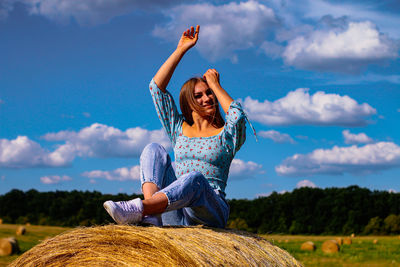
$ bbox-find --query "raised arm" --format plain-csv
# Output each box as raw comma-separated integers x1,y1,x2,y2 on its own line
203,69,233,114
153,25,200,93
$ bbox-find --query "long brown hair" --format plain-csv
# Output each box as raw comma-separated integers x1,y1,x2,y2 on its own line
179,77,225,128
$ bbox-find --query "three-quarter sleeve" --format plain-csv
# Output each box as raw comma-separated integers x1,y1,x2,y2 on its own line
222,101,246,155
149,79,183,147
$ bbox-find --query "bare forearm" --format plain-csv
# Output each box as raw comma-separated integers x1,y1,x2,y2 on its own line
153,48,186,93
210,83,233,114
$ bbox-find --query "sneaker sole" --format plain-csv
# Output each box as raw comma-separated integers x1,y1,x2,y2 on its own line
103,201,122,224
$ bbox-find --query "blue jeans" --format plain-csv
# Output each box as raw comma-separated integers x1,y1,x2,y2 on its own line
140,143,229,228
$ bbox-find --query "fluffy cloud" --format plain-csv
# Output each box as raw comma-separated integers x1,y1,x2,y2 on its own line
43,123,170,159
153,0,277,62
259,130,295,144
0,0,186,25
276,142,400,176
40,175,72,184
342,130,373,144
296,179,317,188
229,159,264,179
283,20,399,73
0,136,71,168
82,165,140,181
0,123,169,168
243,89,376,126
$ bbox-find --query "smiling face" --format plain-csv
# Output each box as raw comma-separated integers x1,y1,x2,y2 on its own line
193,81,216,115
179,77,225,128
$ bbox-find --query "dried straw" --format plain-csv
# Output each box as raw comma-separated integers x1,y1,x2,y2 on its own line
10,225,303,266
0,237,19,256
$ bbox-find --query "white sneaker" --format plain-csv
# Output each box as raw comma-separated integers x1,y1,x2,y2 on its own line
141,215,162,226
103,198,143,225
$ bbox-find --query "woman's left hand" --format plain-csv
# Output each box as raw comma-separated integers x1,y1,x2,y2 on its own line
203,69,220,88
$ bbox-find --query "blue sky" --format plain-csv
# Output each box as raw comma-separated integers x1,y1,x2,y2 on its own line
0,0,399,199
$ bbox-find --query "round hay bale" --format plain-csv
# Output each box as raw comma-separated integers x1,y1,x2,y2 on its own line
284,239,289,243
300,241,316,251
351,233,355,238
0,218,3,224
0,237,20,256
10,225,303,266
373,239,378,244
335,237,343,245
343,237,352,245
25,222,31,226
322,240,340,253
16,226,26,236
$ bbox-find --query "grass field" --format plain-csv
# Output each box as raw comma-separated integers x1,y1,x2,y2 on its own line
1,223,399,266
263,234,400,267
0,224,71,267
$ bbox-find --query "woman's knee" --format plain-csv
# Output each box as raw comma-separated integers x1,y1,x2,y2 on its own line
140,143,169,165
182,171,207,189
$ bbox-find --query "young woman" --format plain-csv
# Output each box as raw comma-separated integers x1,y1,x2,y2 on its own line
104,25,250,228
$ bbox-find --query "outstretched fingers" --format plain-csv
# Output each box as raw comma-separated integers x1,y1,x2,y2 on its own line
190,26,194,37
194,25,200,40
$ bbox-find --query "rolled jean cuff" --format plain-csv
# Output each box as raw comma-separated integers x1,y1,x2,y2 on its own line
141,176,163,190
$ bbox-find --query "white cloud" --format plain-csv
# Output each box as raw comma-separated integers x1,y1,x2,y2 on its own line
82,165,140,181
283,20,399,73
243,89,376,126
0,99,4,104
42,123,170,159
153,0,277,62
0,136,71,168
302,0,400,39
229,158,264,179
342,130,373,144
0,123,169,168
40,175,72,184
1,0,186,26
259,130,295,144
276,142,400,176
296,179,317,188
388,189,397,193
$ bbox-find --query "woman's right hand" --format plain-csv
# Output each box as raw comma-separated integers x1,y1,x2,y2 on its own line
177,25,200,53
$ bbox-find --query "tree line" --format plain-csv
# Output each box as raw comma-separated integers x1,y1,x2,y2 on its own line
0,186,399,235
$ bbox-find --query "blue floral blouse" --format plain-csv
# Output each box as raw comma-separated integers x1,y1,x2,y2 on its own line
149,79,246,194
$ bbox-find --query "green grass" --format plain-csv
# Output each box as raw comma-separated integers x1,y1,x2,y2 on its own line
262,234,400,267
0,224,71,267
1,224,399,266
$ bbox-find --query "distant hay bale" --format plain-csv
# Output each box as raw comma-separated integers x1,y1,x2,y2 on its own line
321,240,340,253
26,222,31,226
373,239,378,244
351,233,355,238
0,218,3,224
10,225,303,266
343,237,352,245
300,241,316,251
16,226,26,236
0,237,20,256
335,237,343,245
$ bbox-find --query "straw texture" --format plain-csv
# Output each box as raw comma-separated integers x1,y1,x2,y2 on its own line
10,225,303,266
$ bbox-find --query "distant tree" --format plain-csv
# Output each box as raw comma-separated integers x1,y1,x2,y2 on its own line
384,214,400,234
227,218,249,231
363,217,383,235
